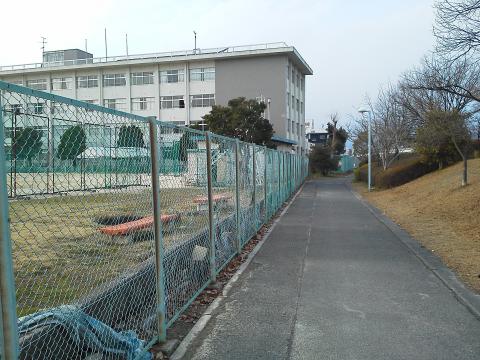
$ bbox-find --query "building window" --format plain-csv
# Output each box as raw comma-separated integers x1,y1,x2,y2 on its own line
103,74,126,87
160,69,185,83
28,103,45,115
161,95,185,109
9,80,23,86
189,67,215,81
26,79,47,91
103,98,126,111
297,99,300,113
131,72,154,85
301,101,304,114
51,77,73,90
132,97,155,111
287,92,290,107
43,51,64,63
77,75,99,88
190,94,215,107
5,104,22,114
287,119,291,133
292,95,295,110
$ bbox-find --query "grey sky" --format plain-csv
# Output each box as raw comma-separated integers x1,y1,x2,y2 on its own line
1,0,435,129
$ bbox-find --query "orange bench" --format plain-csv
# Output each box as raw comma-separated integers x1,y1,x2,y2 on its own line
193,193,232,211
99,214,180,238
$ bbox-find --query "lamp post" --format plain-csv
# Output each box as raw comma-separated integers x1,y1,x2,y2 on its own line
358,107,372,191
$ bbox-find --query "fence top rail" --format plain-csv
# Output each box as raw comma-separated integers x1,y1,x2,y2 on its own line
0,80,148,123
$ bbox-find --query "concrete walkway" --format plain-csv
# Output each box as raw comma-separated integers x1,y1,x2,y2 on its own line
181,179,480,360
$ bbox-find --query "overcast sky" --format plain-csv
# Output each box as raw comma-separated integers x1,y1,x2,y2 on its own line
0,0,435,130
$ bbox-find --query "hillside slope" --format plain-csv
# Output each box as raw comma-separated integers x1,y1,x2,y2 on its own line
354,158,480,293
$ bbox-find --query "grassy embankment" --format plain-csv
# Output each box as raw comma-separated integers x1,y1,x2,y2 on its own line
353,158,480,293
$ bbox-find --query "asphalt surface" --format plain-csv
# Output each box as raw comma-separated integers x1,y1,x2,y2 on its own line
182,179,480,360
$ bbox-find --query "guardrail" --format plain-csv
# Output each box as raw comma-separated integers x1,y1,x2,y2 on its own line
0,42,289,72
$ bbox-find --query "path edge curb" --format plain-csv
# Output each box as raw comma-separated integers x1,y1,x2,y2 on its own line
348,182,480,321
170,183,306,359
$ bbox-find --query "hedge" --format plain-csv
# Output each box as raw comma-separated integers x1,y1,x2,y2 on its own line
356,155,437,189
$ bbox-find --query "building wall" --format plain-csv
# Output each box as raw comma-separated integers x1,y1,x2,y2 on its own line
215,55,288,136
215,55,306,154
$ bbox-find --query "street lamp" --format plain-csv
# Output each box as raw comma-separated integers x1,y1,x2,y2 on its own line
358,106,372,191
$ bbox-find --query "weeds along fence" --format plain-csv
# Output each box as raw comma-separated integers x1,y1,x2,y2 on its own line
0,80,308,359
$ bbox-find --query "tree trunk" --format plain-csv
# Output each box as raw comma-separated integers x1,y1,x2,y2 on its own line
451,137,467,187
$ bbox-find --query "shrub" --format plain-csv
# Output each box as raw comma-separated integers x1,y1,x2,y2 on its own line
353,167,361,181
57,125,86,167
356,155,437,188
117,125,145,148
309,145,338,175
375,156,437,188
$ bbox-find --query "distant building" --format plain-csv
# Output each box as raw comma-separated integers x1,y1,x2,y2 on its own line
306,131,329,145
0,42,313,154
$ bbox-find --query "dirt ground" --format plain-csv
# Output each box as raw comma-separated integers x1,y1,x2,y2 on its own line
352,158,480,293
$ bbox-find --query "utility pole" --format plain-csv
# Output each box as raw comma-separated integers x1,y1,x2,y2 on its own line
193,31,197,54
125,33,129,57
40,36,47,61
104,28,108,60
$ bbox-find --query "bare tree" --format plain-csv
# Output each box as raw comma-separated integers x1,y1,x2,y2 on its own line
434,0,480,60
417,109,472,185
403,56,480,105
403,58,477,186
351,85,414,170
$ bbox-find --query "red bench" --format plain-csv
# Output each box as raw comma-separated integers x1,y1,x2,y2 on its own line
193,193,232,211
99,214,180,239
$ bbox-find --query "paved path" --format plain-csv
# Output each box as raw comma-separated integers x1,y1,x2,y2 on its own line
181,179,480,360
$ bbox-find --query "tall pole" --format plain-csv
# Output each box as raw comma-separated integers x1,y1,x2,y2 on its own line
367,112,372,192
235,139,241,253
193,31,197,54
125,33,129,58
104,28,108,60
148,117,166,342
205,132,216,283
263,147,268,222
0,96,20,359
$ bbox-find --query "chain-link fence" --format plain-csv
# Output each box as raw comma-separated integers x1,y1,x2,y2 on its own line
0,80,309,359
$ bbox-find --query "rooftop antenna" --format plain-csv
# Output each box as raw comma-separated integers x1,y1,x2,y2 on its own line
104,28,108,60
40,36,47,61
85,39,88,52
125,33,129,57
193,30,197,54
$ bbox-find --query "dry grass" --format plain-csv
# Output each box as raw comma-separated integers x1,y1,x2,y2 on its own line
352,158,480,293
9,186,210,316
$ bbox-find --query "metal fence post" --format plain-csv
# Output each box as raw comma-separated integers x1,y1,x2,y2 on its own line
235,139,241,253
148,117,167,343
277,152,281,208
0,96,19,359
263,147,268,223
205,132,216,283
252,145,257,233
